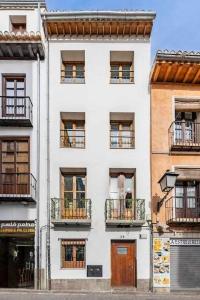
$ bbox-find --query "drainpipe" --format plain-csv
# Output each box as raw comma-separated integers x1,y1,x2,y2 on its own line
36,2,41,290
45,16,51,290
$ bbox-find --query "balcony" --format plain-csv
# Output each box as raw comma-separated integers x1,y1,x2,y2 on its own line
51,198,91,226
0,173,36,203
169,121,200,151
0,96,33,127
60,129,85,148
105,199,145,226
110,130,134,148
166,196,200,225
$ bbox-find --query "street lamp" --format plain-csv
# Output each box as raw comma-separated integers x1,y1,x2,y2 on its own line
157,170,179,211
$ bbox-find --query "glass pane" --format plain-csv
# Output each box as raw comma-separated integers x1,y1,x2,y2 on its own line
76,64,84,78
16,81,24,89
122,65,131,79
111,65,119,78
175,186,184,197
16,89,25,97
64,192,73,202
16,142,28,152
64,196,73,208
2,142,15,152
16,153,28,163
2,153,15,163
76,245,85,261
76,176,86,191
16,164,28,173
76,121,84,130
65,65,73,78
117,247,128,255
6,81,14,89
187,198,196,208
64,122,73,130
175,197,183,208
109,177,119,199
6,90,15,97
125,177,133,198
64,176,73,191
65,245,73,261
76,193,86,203
187,185,196,197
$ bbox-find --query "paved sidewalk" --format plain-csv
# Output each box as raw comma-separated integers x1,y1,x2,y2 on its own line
0,291,200,300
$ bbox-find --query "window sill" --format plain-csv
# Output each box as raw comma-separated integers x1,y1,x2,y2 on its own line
61,78,85,84
110,79,134,84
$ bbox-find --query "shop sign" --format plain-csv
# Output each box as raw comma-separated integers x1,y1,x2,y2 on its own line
170,239,200,246
0,221,35,233
153,238,170,288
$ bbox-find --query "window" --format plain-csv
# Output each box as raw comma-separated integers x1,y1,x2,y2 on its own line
110,51,134,83
61,51,85,83
10,16,26,33
0,138,30,194
61,120,85,148
175,181,199,210
110,63,134,82
175,112,197,142
61,240,86,268
2,75,26,117
110,113,135,149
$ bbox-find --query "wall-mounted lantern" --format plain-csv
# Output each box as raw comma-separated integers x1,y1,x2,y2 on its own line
157,170,179,211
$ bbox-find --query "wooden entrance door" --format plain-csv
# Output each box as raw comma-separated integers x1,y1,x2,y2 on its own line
111,240,136,287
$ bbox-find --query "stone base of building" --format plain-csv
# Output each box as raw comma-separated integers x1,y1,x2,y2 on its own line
51,279,111,291
137,279,150,291
51,278,150,292
153,287,170,293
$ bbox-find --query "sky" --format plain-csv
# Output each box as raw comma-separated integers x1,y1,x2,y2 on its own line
46,0,200,59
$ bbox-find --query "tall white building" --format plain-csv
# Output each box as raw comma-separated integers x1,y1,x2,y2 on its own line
0,0,155,291
43,10,155,291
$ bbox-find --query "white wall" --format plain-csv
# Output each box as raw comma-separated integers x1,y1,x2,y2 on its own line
49,39,151,281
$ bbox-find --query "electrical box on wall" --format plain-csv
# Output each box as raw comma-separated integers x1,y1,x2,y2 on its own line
87,265,103,277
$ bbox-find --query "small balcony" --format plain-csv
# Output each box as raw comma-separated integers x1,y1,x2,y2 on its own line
105,199,145,226
110,130,134,149
51,198,91,226
60,129,85,148
166,196,200,225
0,173,36,203
169,121,200,151
0,96,33,127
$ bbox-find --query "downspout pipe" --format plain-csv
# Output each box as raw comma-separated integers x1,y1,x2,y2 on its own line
36,1,41,290
44,13,51,290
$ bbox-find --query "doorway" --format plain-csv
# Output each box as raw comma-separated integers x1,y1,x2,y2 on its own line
111,240,136,287
0,237,34,288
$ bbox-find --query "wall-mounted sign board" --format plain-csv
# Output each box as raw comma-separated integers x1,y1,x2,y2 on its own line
0,221,35,234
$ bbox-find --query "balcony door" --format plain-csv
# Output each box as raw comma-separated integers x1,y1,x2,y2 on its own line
61,174,87,219
3,76,26,117
175,112,197,143
109,173,135,219
175,181,200,219
0,138,30,195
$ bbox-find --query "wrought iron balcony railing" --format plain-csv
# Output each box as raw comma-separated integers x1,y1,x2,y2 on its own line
61,70,85,83
51,198,91,225
105,199,145,225
110,70,134,83
60,129,85,148
165,196,200,224
169,121,200,151
0,96,33,127
0,173,36,202
110,130,135,148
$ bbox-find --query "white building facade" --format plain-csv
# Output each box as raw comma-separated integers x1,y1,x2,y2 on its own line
43,10,155,291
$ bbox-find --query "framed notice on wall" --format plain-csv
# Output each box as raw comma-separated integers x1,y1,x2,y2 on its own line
153,238,170,288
